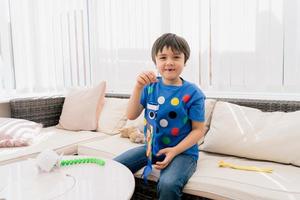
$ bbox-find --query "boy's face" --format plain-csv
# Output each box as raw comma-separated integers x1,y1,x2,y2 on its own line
155,46,185,85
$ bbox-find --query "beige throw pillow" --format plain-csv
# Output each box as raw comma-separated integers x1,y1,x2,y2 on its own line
58,81,106,131
197,99,217,146
97,98,129,135
200,101,300,166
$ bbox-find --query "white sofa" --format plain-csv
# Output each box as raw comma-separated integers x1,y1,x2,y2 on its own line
77,128,300,200
0,126,108,165
2,94,300,200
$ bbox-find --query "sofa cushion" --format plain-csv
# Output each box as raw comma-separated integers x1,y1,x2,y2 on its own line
77,135,160,181
78,134,300,200
78,134,143,159
0,126,108,165
0,118,42,147
97,98,129,135
200,101,300,166
185,151,300,200
58,81,106,131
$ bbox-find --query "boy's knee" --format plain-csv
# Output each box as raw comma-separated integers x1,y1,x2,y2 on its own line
158,176,181,193
157,176,183,200
113,155,125,165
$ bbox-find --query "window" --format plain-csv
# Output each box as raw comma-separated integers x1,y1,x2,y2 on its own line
1,0,300,99
201,0,300,98
88,0,202,93
1,0,91,94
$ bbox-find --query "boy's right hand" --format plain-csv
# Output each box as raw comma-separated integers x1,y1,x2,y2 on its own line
136,71,158,89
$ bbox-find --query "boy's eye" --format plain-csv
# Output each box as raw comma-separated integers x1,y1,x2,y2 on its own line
159,57,166,60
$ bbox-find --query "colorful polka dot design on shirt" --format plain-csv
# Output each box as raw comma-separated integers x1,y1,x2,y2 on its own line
182,95,191,103
159,119,168,127
171,97,180,106
171,128,179,136
168,111,177,119
158,96,165,104
141,78,206,182
162,136,171,144
155,93,193,145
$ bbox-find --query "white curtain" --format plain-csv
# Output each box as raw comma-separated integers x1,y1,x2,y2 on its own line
0,0,15,93
203,0,300,96
88,0,202,93
1,0,300,98
3,0,91,94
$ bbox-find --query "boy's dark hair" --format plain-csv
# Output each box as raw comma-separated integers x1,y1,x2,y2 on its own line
151,33,190,64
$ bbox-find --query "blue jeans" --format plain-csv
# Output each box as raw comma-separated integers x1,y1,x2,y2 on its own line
114,145,197,200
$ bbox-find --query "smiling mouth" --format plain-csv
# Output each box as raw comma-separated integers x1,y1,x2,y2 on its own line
165,69,175,72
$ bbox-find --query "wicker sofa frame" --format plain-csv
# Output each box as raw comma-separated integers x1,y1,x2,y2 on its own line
9,94,300,200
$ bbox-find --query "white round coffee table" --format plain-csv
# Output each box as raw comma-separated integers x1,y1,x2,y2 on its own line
0,156,135,200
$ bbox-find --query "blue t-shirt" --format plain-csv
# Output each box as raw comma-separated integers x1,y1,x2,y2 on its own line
140,77,205,160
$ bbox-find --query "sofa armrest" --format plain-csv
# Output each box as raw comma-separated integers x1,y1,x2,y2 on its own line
10,96,65,127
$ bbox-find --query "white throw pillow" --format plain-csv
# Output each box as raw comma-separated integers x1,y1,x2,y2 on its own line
0,118,42,147
97,98,129,135
58,81,106,131
200,101,300,166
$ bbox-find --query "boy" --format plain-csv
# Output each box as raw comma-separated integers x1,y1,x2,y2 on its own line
114,33,206,200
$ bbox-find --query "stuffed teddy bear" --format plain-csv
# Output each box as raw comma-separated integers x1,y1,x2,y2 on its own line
119,126,145,144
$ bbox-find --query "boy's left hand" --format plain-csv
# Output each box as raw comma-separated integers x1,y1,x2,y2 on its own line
154,147,178,170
